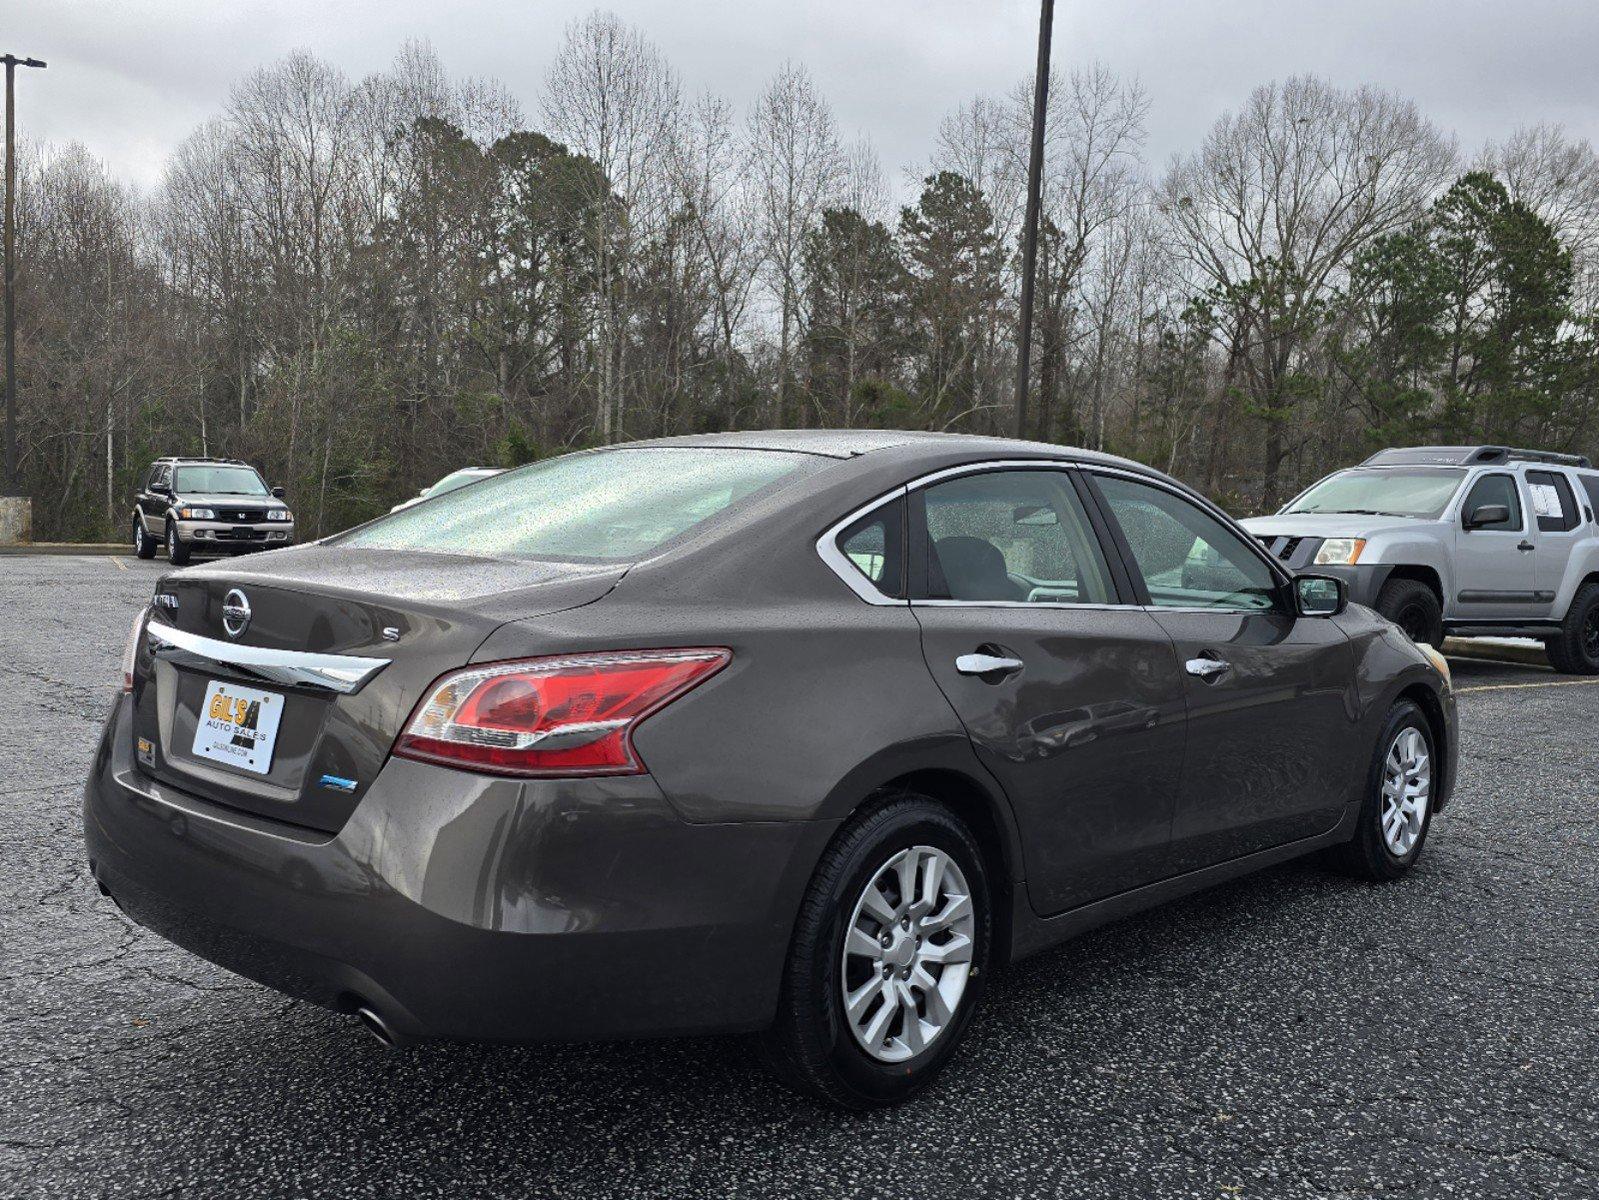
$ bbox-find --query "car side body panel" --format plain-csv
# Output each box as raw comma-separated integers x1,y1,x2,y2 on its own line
86,432,1460,1044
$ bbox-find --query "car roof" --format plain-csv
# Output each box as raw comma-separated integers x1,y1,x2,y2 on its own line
618,428,1151,472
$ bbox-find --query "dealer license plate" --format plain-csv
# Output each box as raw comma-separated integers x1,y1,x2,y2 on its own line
191,679,283,775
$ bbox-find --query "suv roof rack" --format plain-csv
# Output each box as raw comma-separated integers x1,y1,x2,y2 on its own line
1363,445,1594,470
155,455,252,467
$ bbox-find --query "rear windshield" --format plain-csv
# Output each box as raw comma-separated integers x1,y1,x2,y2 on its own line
337,447,817,561
174,465,269,496
1284,468,1466,518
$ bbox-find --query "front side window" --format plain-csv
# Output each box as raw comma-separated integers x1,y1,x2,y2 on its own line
1094,475,1279,611
174,465,269,496
1284,468,1466,518
1460,474,1522,531
338,447,815,562
1525,470,1578,533
917,470,1113,604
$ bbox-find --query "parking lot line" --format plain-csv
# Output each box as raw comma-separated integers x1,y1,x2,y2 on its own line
1457,677,1599,694
110,557,128,571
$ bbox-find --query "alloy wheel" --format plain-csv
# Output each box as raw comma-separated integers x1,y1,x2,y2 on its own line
1380,726,1430,857
1583,606,1599,661
840,845,975,1063
133,520,144,553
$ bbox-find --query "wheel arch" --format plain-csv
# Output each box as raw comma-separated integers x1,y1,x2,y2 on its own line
1382,564,1445,611
815,751,1023,969
1396,680,1452,812
871,767,1018,967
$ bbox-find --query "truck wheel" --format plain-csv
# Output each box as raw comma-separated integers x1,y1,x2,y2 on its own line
166,520,192,566
1374,577,1442,646
133,516,156,560
1545,581,1599,675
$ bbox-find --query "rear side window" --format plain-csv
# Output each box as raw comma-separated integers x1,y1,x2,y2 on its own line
1460,474,1522,531
1526,470,1579,533
338,447,815,562
1579,474,1599,523
836,498,905,598
916,470,1113,604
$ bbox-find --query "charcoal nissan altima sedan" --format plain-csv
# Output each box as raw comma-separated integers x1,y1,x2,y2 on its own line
85,430,1456,1107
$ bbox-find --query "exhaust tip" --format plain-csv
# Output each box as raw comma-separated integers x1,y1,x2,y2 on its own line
354,1004,403,1048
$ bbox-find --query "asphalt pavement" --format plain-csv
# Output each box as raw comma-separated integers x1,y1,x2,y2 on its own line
2,554,1595,1198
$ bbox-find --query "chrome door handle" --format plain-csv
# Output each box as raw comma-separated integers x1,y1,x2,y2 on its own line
956,653,1023,678
1185,656,1231,679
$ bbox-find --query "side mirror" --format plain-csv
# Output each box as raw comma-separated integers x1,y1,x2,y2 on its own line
1464,503,1509,530
271,486,286,499
1294,574,1347,618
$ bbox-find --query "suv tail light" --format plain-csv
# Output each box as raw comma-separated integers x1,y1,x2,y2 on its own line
392,648,731,777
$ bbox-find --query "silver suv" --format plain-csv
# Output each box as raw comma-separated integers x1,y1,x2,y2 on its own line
1241,445,1599,674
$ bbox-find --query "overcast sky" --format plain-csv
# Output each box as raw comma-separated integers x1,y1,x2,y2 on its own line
14,0,1599,196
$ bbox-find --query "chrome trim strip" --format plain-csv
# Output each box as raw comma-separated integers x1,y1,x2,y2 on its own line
145,620,390,694
911,599,1270,615
911,598,1140,612
815,485,909,606
813,454,1283,610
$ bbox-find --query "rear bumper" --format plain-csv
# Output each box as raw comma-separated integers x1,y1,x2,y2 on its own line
84,695,834,1042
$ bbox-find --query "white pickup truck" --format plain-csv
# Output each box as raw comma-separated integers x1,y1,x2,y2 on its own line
1241,445,1599,674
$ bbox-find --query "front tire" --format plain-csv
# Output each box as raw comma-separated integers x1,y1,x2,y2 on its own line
133,517,155,560
762,794,991,1108
1374,577,1442,647
1545,581,1599,675
165,520,191,566
1329,700,1436,881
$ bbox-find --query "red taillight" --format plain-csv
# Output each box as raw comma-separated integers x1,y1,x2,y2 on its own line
392,648,731,777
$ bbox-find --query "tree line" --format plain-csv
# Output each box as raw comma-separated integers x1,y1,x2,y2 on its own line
10,13,1599,541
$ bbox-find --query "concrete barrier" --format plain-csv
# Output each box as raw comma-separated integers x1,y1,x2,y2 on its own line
0,496,30,545
1441,636,1551,668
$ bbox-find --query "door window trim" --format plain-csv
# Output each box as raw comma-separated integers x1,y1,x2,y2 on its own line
816,457,1250,612
816,486,909,605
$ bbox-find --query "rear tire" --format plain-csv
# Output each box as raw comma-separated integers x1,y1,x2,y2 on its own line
165,520,191,566
761,793,991,1109
1545,581,1599,675
133,517,155,560
1328,700,1436,881
1374,577,1442,646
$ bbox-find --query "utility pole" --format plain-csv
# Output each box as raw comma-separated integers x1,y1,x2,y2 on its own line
3,54,46,495
1013,0,1054,440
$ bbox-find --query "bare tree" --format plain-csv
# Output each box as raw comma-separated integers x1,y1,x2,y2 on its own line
541,11,680,440
1160,76,1456,505
747,61,843,426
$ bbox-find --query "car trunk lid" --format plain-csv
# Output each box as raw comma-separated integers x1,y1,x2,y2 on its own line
129,545,625,832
